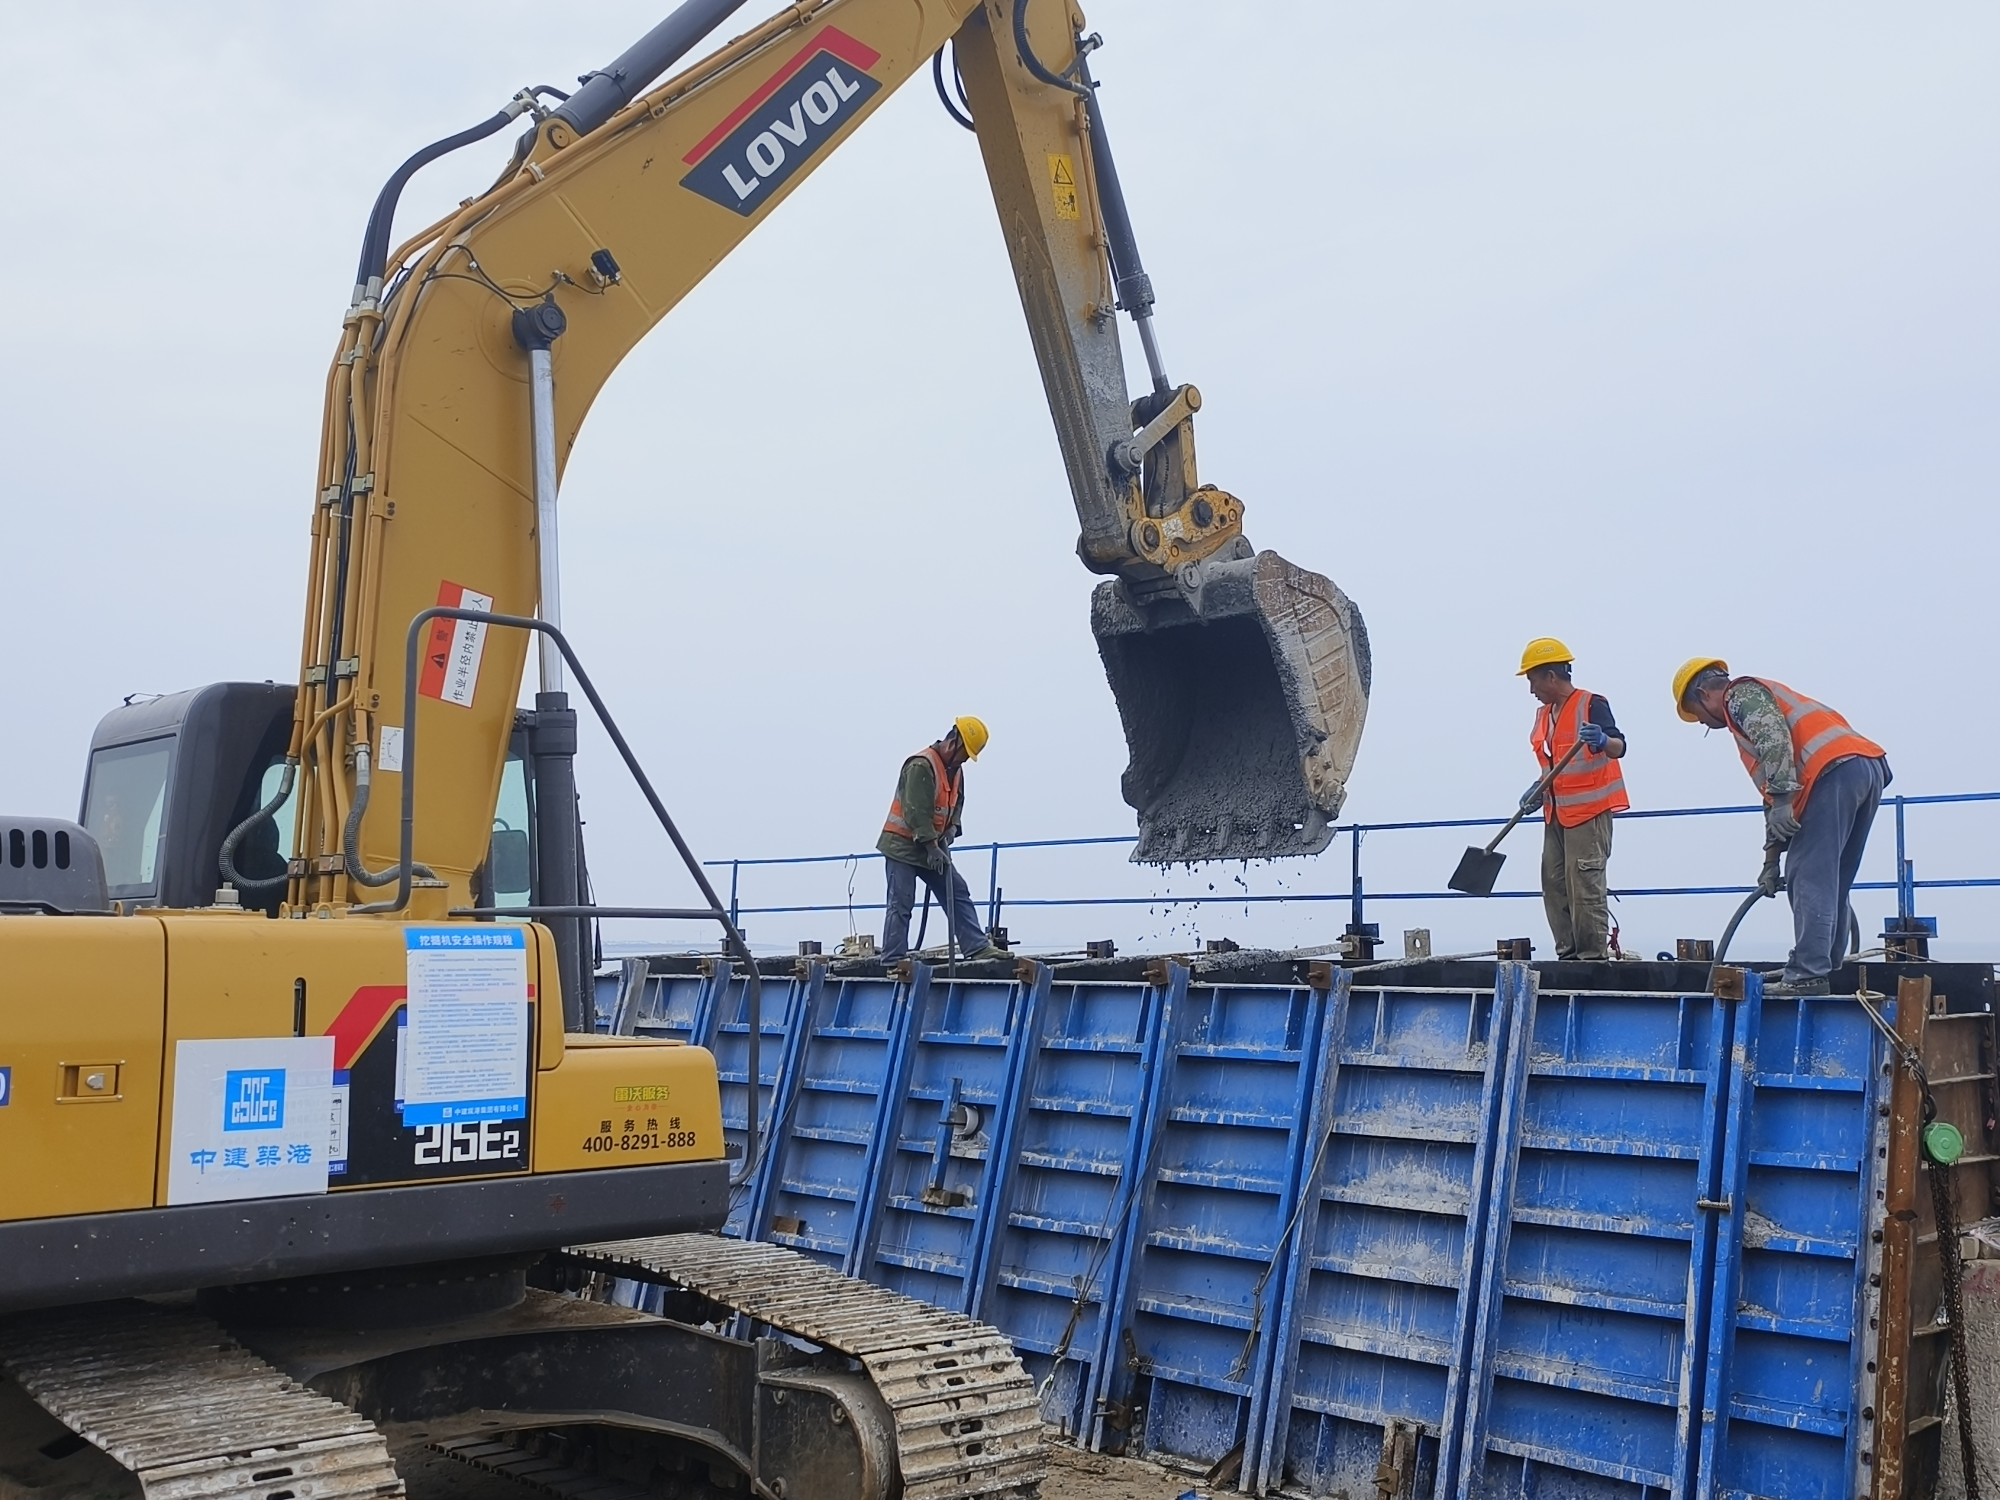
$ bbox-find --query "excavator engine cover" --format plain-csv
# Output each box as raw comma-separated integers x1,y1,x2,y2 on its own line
1094,551,1370,864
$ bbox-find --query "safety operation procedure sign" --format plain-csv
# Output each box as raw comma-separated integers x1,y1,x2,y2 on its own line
401,927,529,1126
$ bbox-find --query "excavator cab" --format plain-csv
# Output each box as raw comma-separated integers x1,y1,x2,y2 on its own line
76,687,570,922
80,682,294,912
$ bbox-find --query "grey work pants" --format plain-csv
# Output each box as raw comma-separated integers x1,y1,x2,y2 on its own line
1541,811,1614,961
1783,754,1888,983
881,854,986,961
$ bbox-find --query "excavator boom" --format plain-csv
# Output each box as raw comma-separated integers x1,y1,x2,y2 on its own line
285,0,1366,912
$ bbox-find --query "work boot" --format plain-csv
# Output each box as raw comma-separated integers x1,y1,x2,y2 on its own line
1763,976,1831,997
967,944,1010,960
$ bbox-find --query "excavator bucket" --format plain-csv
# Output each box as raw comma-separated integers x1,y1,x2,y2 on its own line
1094,551,1370,864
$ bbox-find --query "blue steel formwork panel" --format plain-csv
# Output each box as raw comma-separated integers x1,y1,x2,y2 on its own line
754,972,912,1268
704,959,1894,1500
1257,973,1515,1499
1108,980,1329,1474
1452,975,1732,1500
852,972,1044,1315
1697,983,1885,1500
703,963,810,1239
974,970,1180,1440
627,969,722,1044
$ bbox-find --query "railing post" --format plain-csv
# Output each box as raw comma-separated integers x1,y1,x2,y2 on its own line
1350,825,1365,931
729,859,740,928
987,842,1002,933
1895,796,1912,922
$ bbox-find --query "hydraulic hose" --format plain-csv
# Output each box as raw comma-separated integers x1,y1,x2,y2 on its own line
1708,879,1861,987
1712,888,1765,970
354,100,531,296
217,759,297,893
1011,0,1089,97
342,744,436,889
932,45,975,132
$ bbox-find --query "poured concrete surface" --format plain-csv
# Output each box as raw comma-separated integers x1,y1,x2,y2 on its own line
1041,1442,1204,1500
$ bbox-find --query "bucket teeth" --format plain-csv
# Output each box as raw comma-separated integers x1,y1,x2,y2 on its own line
1095,551,1370,865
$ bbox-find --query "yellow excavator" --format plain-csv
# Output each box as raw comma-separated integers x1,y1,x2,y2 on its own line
0,2,1370,1497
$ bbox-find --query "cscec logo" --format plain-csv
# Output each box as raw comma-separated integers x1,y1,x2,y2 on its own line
224,1069,286,1131
679,27,883,216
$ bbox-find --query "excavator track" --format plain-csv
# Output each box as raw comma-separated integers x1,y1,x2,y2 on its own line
427,1436,655,1500
0,1303,403,1500
567,1235,1045,1500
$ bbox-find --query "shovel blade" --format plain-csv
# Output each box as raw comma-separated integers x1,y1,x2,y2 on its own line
1093,550,1370,865
1448,846,1506,898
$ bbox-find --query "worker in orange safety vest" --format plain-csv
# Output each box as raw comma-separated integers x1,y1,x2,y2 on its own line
1674,659,1890,995
1518,638,1629,961
876,717,1007,963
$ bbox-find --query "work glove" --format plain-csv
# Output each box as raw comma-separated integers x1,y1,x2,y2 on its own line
923,841,950,875
1755,853,1784,899
1578,723,1609,752
1519,781,1547,816
1765,793,1800,843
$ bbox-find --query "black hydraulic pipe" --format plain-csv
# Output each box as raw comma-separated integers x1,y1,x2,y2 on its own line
1010,0,1089,97
552,0,756,141
531,692,589,1032
354,104,526,293
218,758,297,892
1712,890,1764,970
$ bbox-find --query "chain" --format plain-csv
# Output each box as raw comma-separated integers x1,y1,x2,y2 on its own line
1930,1133,1981,1499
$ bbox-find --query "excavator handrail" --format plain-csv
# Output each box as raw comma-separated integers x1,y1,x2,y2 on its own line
373,604,762,1185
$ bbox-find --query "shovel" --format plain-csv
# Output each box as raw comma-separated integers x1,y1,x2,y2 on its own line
1447,740,1587,896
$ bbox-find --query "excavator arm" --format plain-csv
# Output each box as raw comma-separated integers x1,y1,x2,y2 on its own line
287,0,1370,936
950,5,1371,862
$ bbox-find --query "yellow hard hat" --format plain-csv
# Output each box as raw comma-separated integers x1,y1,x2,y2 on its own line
953,715,989,761
1517,637,1574,675
1672,658,1729,723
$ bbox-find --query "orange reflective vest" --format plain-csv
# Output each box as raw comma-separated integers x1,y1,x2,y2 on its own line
882,745,962,841
1532,687,1629,828
1726,677,1885,817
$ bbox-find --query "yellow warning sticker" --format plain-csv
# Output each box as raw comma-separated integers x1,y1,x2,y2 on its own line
1048,154,1080,220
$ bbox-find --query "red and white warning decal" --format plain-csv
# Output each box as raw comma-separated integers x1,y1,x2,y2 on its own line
418,581,494,708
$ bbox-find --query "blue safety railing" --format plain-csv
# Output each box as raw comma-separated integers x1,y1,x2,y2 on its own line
705,791,2000,942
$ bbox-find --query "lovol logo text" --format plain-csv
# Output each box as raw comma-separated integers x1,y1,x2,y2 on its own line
680,27,883,217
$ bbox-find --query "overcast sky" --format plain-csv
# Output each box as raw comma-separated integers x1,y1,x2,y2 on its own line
1,3,1994,960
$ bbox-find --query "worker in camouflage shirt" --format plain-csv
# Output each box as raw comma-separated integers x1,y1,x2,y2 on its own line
1674,660,1889,995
